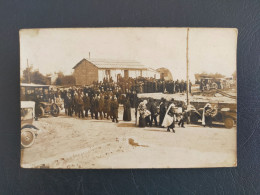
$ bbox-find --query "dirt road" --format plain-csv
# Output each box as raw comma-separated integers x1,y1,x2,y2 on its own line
21,107,236,169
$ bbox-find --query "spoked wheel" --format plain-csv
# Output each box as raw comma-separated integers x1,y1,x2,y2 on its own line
224,118,234,129
51,103,60,117
212,83,218,89
21,128,35,148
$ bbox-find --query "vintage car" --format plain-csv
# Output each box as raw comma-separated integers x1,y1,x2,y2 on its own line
21,101,39,148
21,83,60,117
37,101,60,117
200,78,219,91
190,104,237,129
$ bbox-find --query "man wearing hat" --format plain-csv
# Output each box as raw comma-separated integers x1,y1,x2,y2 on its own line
149,98,158,127
110,96,119,123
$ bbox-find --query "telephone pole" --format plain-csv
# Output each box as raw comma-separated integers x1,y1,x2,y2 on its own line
186,28,190,105
27,58,30,83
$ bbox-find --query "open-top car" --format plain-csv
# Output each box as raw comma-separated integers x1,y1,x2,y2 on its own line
21,83,60,117
190,103,237,129
21,101,40,148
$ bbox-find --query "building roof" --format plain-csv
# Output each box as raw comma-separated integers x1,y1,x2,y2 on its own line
73,58,148,70
156,67,173,80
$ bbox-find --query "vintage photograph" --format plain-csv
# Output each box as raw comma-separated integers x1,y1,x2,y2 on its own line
20,28,237,169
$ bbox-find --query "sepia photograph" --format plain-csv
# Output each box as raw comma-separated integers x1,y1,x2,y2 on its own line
20,27,237,169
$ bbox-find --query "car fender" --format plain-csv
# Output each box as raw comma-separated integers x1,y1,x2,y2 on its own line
21,124,39,131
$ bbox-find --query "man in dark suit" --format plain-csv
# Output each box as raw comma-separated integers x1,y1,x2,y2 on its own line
110,96,119,123
149,98,158,127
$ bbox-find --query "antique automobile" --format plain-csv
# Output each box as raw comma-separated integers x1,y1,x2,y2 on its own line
21,101,39,148
190,103,237,129
21,83,60,117
200,78,219,91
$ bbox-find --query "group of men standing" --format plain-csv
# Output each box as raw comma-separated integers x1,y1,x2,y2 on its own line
63,89,121,123
57,85,137,124
34,76,193,127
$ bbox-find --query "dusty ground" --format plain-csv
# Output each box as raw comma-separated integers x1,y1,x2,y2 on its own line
21,106,237,169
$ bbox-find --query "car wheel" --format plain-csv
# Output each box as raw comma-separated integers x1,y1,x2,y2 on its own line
224,118,234,129
21,128,35,148
51,104,59,117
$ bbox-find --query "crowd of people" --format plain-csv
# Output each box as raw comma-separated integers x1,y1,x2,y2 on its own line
137,98,190,133
51,87,195,133
31,77,217,132
93,76,192,94
47,86,137,123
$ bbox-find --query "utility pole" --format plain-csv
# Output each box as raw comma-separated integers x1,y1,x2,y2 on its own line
27,58,30,83
186,28,190,105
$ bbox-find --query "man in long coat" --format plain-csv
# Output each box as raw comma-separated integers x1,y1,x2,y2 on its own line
149,98,158,127
98,95,104,119
103,95,111,119
66,93,73,117
123,98,131,121
90,96,95,119
93,95,99,119
77,93,84,118
110,96,119,123
63,92,69,115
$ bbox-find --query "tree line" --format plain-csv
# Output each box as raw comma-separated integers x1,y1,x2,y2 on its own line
21,66,75,85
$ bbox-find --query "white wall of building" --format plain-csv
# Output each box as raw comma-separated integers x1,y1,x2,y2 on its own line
129,70,142,78
98,69,106,82
98,69,159,82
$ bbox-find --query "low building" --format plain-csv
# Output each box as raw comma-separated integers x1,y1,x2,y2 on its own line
156,67,173,81
73,58,160,85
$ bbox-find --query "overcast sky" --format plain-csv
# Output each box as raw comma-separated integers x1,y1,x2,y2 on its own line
20,28,237,81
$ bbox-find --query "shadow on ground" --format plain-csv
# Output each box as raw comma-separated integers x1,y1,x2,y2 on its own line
117,123,136,127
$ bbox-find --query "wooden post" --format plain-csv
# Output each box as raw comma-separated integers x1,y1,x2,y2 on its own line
27,58,30,83
186,28,190,105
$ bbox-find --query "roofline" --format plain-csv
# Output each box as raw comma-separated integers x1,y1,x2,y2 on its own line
73,58,151,70
72,58,88,69
98,67,148,70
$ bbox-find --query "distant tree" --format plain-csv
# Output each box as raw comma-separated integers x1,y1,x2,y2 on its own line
22,66,33,83
55,72,64,85
212,73,225,78
194,72,225,81
61,75,76,86
55,77,62,85
54,72,75,86
30,70,48,84
22,67,48,84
